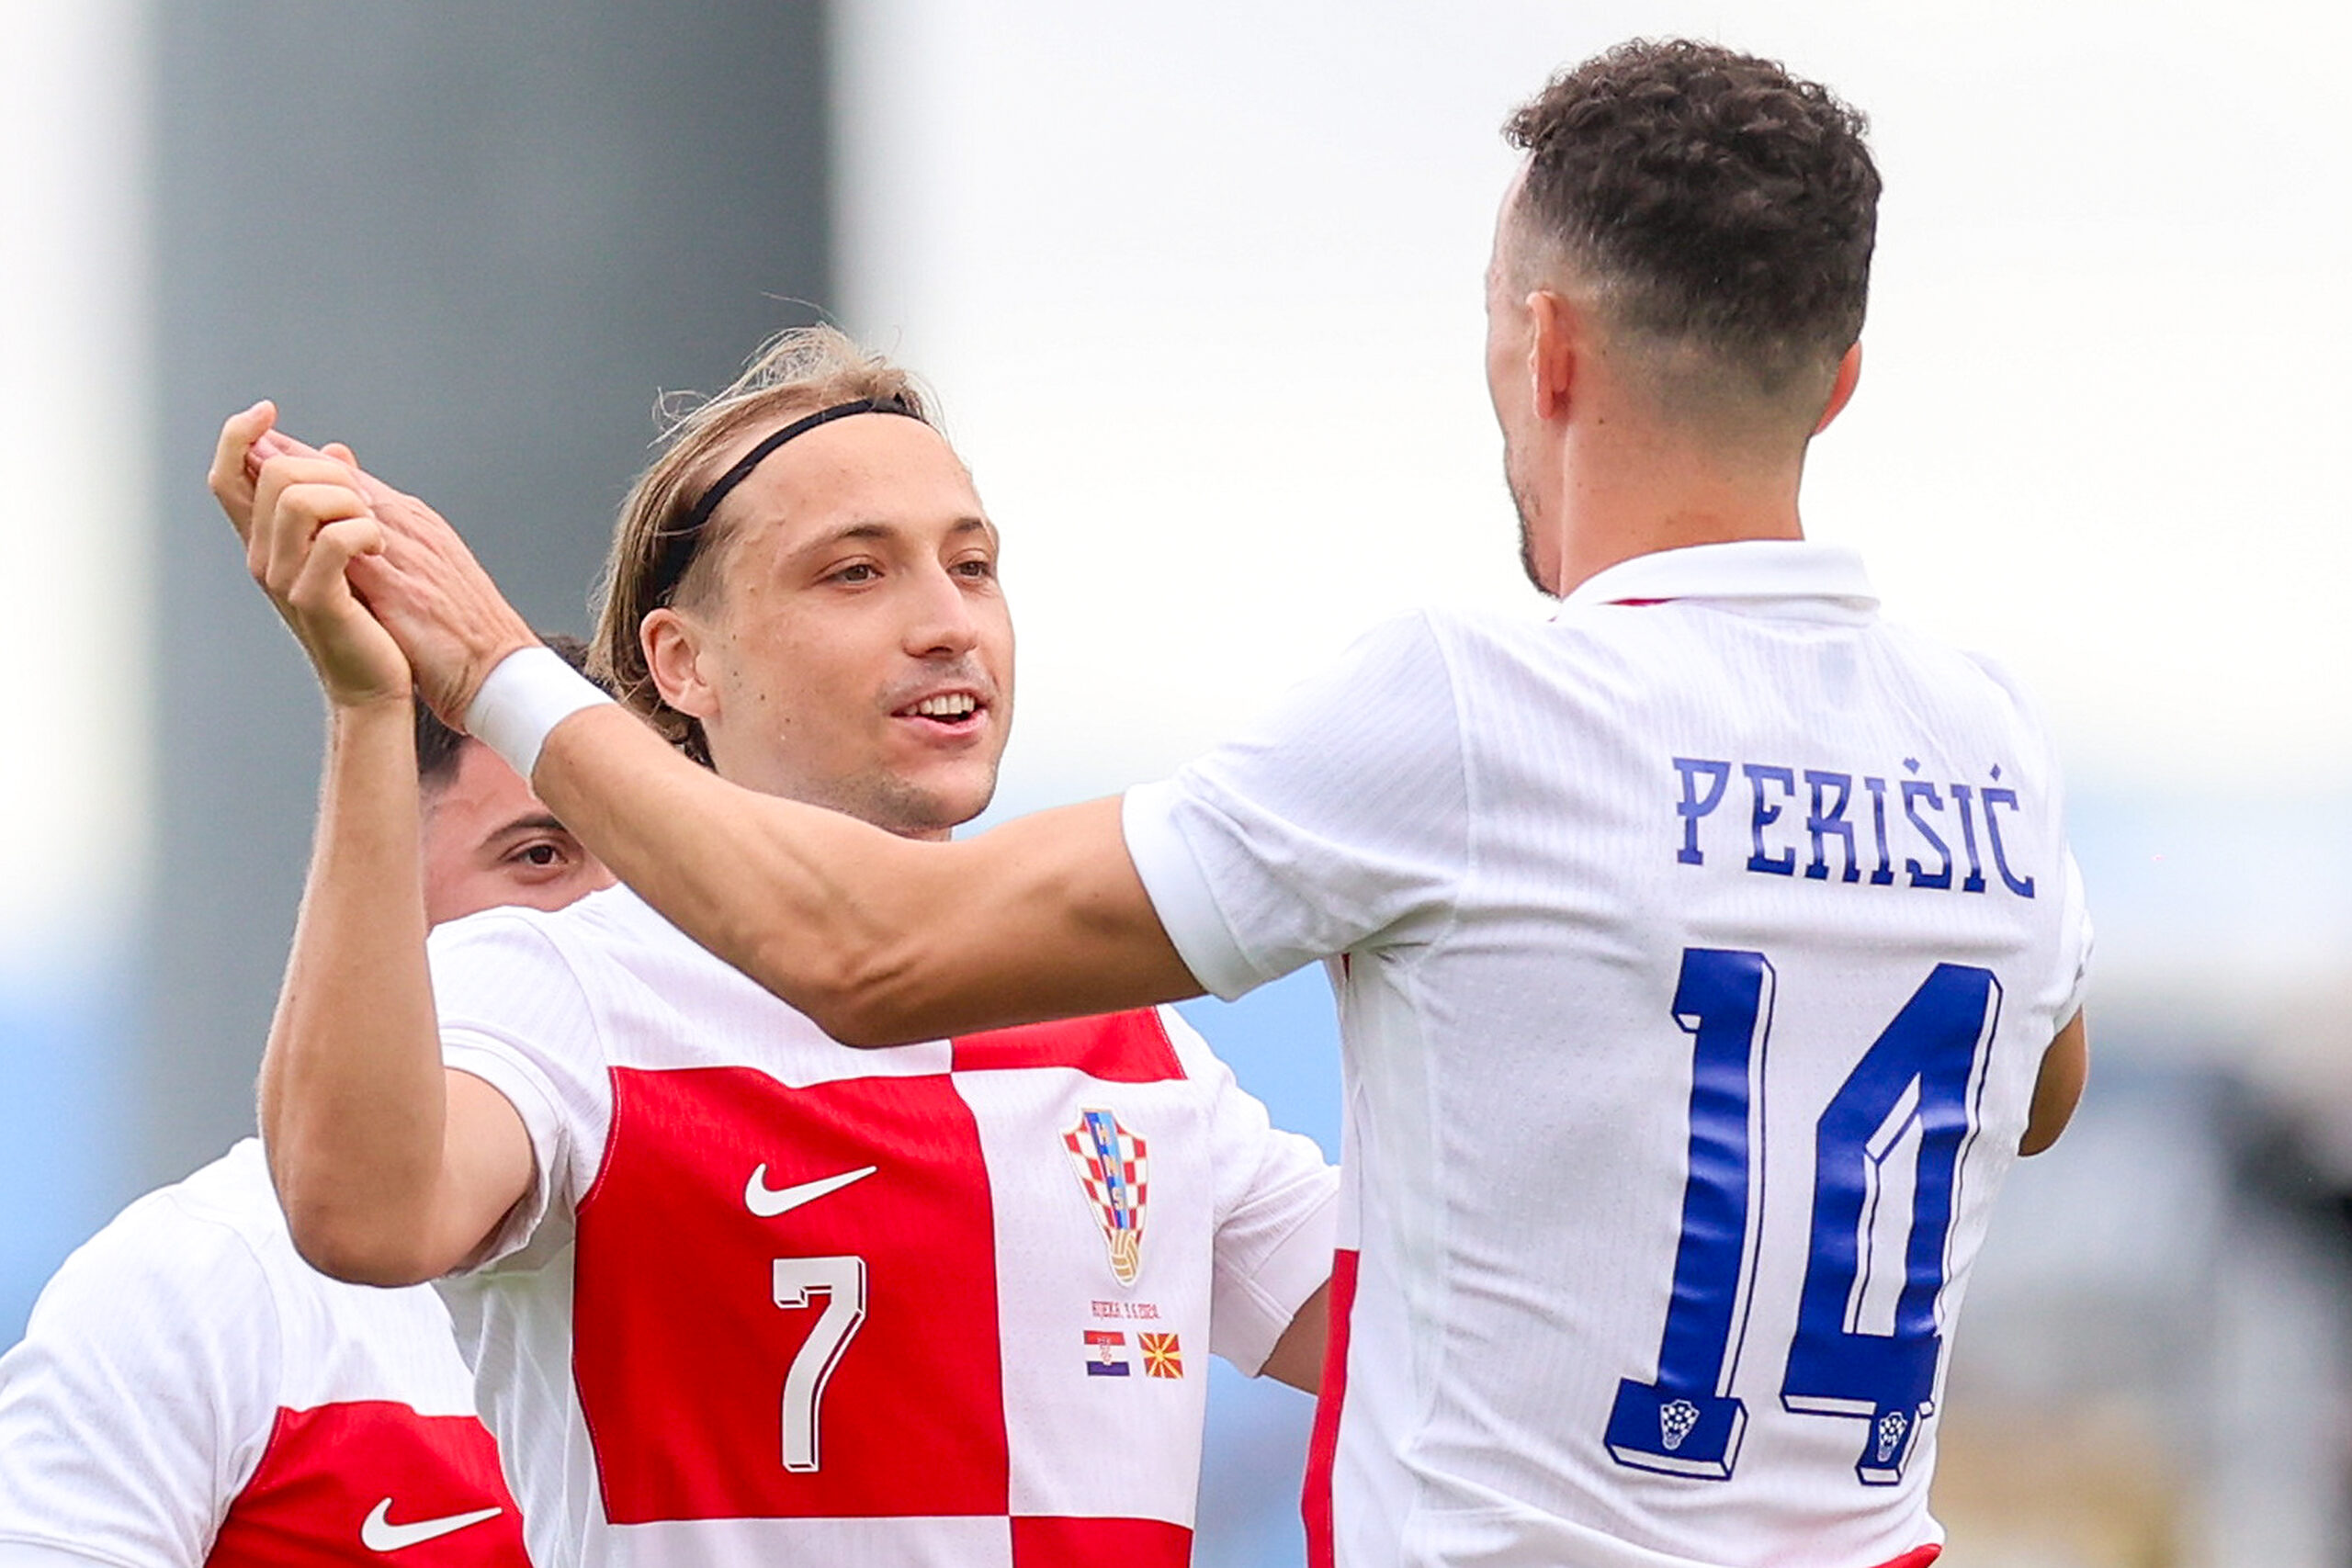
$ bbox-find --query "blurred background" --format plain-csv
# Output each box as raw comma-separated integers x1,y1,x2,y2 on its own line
5,1,2350,1562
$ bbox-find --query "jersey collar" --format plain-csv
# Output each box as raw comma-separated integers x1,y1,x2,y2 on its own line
1562,539,1879,616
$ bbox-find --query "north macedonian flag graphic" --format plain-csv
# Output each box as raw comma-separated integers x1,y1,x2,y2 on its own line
1140,1332,1183,1379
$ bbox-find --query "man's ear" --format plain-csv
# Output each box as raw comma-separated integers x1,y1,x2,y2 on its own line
1814,343,1863,434
1526,289,1580,421
642,606,718,720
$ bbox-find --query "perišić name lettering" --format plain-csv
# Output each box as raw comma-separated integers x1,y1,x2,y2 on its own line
1671,756,2035,897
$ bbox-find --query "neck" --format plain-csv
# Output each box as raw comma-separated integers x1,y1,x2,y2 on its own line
707,744,967,844
1539,417,1807,597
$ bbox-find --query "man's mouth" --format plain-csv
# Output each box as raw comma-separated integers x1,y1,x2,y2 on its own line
896,691,984,729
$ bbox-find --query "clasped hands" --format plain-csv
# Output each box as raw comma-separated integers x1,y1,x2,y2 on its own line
209,400,537,725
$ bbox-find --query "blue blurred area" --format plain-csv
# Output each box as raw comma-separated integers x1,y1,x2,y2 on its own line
2065,786,2352,989
1197,1357,1320,1568
1179,965,1345,1566
0,954,130,1344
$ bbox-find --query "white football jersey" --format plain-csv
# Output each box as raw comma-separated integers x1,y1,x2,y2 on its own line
0,1141,526,1568
1121,540,2091,1568
425,884,1335,1568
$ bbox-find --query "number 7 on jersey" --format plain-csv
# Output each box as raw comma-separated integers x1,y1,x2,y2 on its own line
773,1256,867,1472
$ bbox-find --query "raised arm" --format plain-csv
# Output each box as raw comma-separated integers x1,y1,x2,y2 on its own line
529,704,1195,1042
211,408,531,1281
220,413,1202,1043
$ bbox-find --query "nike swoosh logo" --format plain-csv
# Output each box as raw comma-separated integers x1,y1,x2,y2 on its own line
745,1162,877,1218
361,1500,503,1552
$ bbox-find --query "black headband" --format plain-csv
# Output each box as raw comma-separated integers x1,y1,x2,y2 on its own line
649,392,922,604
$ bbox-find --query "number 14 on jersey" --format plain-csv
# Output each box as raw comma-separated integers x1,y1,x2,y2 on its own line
1605,949,2001,1486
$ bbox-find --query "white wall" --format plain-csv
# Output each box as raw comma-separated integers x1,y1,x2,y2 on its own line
0,0,151,963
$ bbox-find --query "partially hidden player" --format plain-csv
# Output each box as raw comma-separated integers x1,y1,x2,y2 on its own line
0,642,612,1568
214,329,1337,1568
218,40,2090,1568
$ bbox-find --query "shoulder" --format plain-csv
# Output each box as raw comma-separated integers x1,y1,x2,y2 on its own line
426,884,691,1037
952,1007,1194,1084
1877,621,2066,753
0,1148,287,1499
51,1145,286,1313
1345,607,1461,676
1193,608,1468,775
1949,643,2056,728
1406,601,1657,710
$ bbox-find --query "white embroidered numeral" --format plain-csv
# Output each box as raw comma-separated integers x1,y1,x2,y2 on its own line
772,1255,867,1471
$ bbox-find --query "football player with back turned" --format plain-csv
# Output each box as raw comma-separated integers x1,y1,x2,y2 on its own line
221,39,2090,1568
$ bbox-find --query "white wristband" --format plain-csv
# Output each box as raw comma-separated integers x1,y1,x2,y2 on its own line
464,646,615,782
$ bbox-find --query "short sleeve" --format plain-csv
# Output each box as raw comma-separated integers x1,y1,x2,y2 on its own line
1162,1011,1339,1373
428,910,610,1270
0,1200,280,1568
2055,849,2093,1026
1963,646,2093,1029
1123,613,1469,1000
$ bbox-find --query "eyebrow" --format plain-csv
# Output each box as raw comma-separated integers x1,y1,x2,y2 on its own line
485,812,570,843
794,516,998,556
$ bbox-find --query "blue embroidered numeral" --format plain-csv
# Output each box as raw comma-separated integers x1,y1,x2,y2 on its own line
1782,964,1999,1483
1608,950,2000,1485
1604,949,1773,1477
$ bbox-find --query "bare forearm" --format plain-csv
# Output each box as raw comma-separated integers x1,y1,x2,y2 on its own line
534,706,1199,1043
1260,1280,1332,1393
261,700,458,1280
2019,1010,2088,1156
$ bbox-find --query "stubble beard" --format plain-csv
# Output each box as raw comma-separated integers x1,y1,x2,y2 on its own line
836,760,1001,842
1504,440,1555,598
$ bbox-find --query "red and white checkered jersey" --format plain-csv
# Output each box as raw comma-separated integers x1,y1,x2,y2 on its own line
426,884,1336,1568
1121,541,2093,1568
0,1141,526,1568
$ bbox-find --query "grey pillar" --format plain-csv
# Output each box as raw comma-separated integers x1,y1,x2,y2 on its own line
143,1,834,1189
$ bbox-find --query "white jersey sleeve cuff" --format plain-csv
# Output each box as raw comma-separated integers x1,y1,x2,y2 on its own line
1219,1179,1340,1376
2057,852,2093,1027
439,1043,563,1269
1121,781,1266,1002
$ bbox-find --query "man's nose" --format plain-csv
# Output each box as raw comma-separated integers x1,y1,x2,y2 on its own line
903,561,981,657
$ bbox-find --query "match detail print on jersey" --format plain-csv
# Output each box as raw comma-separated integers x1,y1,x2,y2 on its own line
1605,948,2001,1485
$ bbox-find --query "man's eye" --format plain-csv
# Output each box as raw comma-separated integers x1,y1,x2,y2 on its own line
514,842,564,868
954,558,995,579
832,563,878,583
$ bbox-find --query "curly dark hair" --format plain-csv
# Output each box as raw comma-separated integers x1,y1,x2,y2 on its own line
1504,39,1879,400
